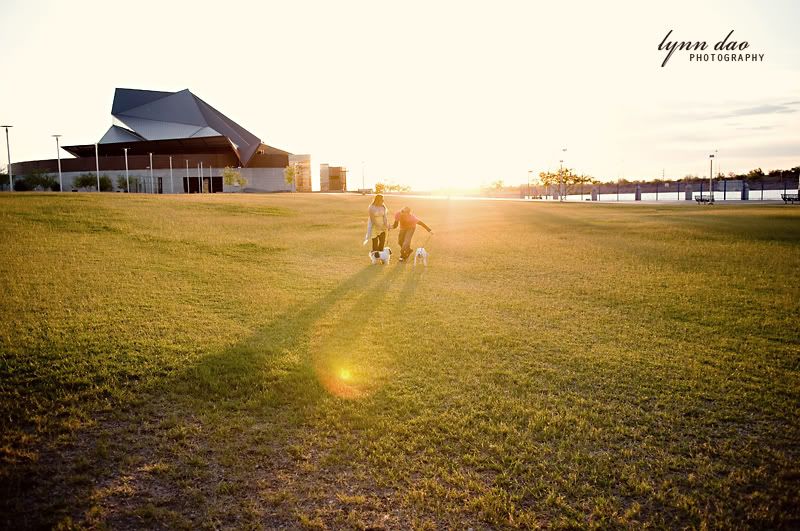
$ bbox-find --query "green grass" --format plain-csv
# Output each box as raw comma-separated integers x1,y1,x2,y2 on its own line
1,192,798,529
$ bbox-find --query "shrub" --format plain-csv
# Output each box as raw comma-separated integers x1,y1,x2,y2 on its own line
222,167,247,190
15,170,59,191
13,178,33,191
74,173,113,191
98,175,113,192
116,175,140,192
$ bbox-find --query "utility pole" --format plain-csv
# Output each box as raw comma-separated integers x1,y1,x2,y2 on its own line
53,135,63,192
2,125,12,191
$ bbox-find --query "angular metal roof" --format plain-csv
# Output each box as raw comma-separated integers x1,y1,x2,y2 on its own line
98,125,146,144
100,88,264,166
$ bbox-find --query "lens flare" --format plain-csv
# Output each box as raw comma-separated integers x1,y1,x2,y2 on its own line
314,362,371,400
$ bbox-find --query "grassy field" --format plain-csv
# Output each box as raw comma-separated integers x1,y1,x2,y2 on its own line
0,193,798,529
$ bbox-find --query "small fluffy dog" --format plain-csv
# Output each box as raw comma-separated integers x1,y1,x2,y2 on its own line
369,247,392,265
413,247,429,266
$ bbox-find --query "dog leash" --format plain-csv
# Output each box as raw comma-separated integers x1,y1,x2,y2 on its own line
421,231,433,248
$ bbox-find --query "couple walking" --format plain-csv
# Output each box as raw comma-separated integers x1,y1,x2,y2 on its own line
364,194,432,262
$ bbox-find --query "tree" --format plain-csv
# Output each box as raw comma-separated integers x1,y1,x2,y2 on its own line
116,175,140,192
73,173,112,191
222,166,247,191
374,181,411,193
746,168,765,181
20,170,58,191
283,164,297,192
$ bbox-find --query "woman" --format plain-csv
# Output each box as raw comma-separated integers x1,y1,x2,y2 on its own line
363,194,389,253
391,206,432,261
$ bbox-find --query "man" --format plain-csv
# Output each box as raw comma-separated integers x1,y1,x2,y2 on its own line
391,206,433,261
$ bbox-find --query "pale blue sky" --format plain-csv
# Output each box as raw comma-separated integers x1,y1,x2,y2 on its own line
1,0,798,189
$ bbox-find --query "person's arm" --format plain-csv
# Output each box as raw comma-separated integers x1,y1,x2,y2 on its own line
383,209,389,231
390,210,399,230
364,218,373,244
417,220,432,232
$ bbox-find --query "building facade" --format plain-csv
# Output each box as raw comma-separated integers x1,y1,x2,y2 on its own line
10,88,294,193
320,163,347,192
287,154,312,192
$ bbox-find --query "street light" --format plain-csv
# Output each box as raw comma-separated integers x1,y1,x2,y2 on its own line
709,152,715,204
149,152,154,194
2,125,13,191
527,170,532,199
52,135,63,192
560,147,567,202
123,148,130,192
95,143,100,191
169,156,173,194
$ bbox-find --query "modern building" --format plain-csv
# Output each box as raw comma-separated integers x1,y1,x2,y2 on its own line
287,154,312,192
320,163,347,192
10,88,294,193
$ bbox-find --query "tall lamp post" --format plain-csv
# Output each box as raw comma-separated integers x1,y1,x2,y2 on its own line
52,134,63,192
3,125,13,191
149,152,154,194
527,170,532,199
95,143,101,191
123,148,130,192
709,152,715,204
169,156,174,194
560,147,567,201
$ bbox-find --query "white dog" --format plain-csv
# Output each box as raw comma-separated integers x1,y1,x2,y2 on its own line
369,247,392,265
413,247,429,266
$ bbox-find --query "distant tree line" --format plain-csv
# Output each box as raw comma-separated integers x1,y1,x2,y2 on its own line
611,166,799,185
375,182,411,193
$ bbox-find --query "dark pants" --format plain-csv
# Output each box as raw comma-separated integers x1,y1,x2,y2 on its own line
398,227,415,259
371,231,386,252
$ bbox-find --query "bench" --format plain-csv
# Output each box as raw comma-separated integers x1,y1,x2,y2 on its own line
695,195,713,204
781,193,799,204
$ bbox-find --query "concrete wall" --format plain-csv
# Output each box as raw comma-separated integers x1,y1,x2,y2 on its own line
16,167,291,194
320,164,330,192
234,168,290,193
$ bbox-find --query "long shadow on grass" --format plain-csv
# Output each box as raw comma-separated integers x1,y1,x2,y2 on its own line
176,262,404,407
3,263,407,529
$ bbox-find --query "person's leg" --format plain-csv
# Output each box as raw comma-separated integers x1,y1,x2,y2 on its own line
397,229,407,250
372,233,381,252
378,231,386,250
401,227,416,259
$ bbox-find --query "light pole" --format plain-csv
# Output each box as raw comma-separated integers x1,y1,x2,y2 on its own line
1,125,12,191
527,170,532,199
709,152,715,204
95,143,101,191
199,161,203,193
52,135,63,192
149,152,154,194
185,160,189,193
169,156,173,194
123,148,130,192
560,147,567,201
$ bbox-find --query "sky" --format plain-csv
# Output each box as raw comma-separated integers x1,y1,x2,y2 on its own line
1,0,798,190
